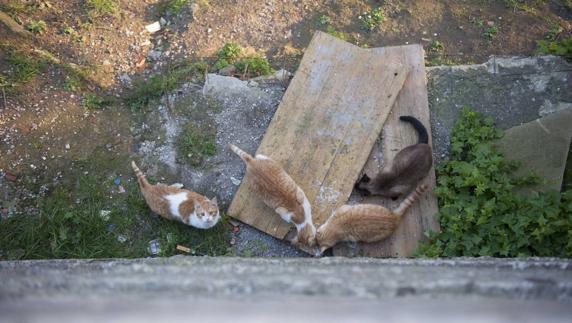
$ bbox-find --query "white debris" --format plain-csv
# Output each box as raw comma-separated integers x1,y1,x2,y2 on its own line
145,21,161,34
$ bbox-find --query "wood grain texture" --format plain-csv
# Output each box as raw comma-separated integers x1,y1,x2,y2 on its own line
333,44,440,257
228,31,409,241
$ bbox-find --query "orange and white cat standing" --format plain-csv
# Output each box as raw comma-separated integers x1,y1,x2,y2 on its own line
131,161,220,229
317,184,428,253
229,144,316,248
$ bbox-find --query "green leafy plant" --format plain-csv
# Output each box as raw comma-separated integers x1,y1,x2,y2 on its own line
83,93,116,109
318,14,332,26
86,0,117,16
159,0,189,15
217,42,242,62
482,25,498,40
26,20,47,34
418,108,572,258
234,56,273,77
359,7,385,32
536,36,572,62
325,25,350,41
545,24,563,41
428,40,444,55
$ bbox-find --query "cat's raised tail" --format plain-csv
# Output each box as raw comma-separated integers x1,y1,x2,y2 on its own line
393,184,428,217
399,116,429,144
229,144,253,163
131,161,150,188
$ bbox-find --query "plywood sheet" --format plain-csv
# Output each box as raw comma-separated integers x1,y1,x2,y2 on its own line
333,44,440,257
228,31,409,241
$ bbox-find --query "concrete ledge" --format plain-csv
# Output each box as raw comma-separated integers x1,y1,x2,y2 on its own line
2,257,572,322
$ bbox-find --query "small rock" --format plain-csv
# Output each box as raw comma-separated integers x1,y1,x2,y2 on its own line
486,21,495,27
118,185,125,193
119,74,132,86
230,237,236,245
207,28,212,33
159,17,167,26
100,210,111,221
117,235,128,243
65,144,70,150
145,21,161,34
230,176,241,185
5,172,17,182
148,49,162,61
148,239,161,256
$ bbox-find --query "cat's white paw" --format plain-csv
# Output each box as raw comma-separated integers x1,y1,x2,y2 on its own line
170,183,184,189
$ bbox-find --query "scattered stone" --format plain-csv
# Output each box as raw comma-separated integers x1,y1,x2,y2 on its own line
65,144,70,150
117,235,128,243
147,50,162,61
145,21,161,34
100,210,111,221
159,17,167,27
118,185,125,193
119,73,132,86
5,172,17,182
148,240,161,256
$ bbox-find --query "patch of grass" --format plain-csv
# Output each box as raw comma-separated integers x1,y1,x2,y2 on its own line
545,24,563,41
317,14,332,26
0,150,230,260
428,40,444,54
176,122,217,166
325,25,350,41
418,108,572,258
425,40,455,66
482,25,498,40
124,60,204,110
63,26,84,43
83,93,116,109
234,56,273,77
158,0,189,15
26,20,47,34
86,0,118,16
536,36,572,62
6,51,46,86
503,0,543,13
359,7,385,32
561,0,572,12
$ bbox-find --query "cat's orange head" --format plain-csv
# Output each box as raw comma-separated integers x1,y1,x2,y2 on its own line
191,197,220,229
291,223,317,249
316,223,336,254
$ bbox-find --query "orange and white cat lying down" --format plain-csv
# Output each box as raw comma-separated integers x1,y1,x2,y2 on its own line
229,144,316,248
131,161,220,229
316,184,428,253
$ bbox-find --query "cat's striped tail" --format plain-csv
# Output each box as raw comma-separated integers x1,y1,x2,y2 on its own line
393,184,428,217
229,144,253,163
131,161,150,188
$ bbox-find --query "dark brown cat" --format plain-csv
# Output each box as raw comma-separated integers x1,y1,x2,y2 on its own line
356,116,432,199
316,184,428,253
229,144,316,248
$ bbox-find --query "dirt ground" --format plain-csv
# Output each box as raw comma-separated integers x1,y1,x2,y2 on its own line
1,0,571,258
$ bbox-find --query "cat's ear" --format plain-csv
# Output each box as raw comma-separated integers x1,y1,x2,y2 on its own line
211,197,218,206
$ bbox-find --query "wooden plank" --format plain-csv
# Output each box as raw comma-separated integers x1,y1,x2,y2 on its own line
228,31,409,241
333,44,440,257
